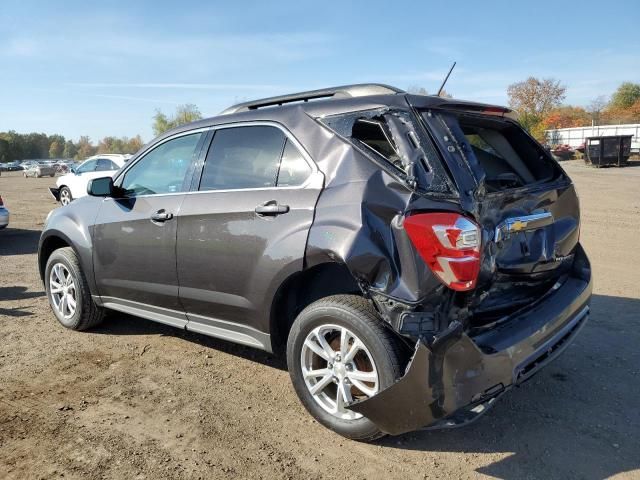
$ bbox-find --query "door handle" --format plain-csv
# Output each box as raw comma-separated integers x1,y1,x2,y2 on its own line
150,210,174,222
255,201,290,216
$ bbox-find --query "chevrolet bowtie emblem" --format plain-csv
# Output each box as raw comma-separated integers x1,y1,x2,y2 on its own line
510,220,528,232
495,212,554,243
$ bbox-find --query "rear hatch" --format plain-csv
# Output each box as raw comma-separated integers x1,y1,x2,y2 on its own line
419,107,580,327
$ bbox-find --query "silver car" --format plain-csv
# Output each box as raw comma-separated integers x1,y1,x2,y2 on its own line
0,194,9,229
23,163,56,178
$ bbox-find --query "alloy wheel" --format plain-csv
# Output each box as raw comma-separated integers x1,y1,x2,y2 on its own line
60,189,71,206
300,324,379,420
49,263,77,319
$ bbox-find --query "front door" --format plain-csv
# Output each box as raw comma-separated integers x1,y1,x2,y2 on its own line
92,131,205,325
176,124,323,344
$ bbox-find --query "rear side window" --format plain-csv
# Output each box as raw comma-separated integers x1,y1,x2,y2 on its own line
95,159,117,171
199,126,311,190
320,109,455,195
277,139,312,186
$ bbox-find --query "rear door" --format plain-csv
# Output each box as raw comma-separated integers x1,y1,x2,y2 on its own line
176,123,323,346
92,131,206,325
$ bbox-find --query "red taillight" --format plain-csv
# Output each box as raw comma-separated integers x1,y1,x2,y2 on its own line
403,212,481,291
0,195,3,206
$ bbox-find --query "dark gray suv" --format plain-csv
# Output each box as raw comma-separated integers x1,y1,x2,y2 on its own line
39,84,592,441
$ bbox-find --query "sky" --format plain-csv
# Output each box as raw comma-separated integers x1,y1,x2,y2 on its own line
1,0,639,142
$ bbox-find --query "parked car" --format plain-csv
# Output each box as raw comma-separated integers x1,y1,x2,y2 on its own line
0,161,23,171
38,84,592,441
23,162,56,178
49,154,129,205
0,194,9,229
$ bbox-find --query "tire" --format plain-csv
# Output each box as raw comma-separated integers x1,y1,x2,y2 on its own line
287,295,403,442
59,186,72,206
45,247,104,331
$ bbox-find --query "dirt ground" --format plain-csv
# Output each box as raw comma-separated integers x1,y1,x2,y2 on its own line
0,161,639,480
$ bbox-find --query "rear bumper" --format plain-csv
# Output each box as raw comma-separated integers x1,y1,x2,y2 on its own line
349,245,592,435
49,187,60,201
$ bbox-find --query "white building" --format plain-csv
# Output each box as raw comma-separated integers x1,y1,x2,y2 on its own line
545,124,640,152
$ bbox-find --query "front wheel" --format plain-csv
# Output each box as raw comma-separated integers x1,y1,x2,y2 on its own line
287,295,403,441
59,186,72,206
45,247,105,330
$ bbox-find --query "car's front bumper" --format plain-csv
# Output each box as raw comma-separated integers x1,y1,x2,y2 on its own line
0,207,10,229
348,245,592,435
49,187,61,201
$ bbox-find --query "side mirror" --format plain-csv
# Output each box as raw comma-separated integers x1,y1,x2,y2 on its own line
87,176,114,197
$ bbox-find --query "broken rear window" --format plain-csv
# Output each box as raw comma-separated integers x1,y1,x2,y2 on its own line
320,109,455,195
426,111,564,192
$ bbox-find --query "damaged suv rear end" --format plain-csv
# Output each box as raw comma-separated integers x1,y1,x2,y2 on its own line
39,84,591,442
295,89,591,437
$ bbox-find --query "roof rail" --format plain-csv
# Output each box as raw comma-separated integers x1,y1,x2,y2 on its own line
220,83,404,115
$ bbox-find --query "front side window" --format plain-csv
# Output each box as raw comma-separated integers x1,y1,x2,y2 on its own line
76,159,98,174
121,133,202,196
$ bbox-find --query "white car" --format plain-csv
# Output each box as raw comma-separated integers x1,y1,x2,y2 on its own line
50,154,130,205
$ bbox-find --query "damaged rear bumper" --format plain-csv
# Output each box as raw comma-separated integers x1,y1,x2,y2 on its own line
348,247,592,435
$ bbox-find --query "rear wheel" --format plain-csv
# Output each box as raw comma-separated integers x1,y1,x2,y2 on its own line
287,295,403,441
59,186,72,206
45,247,104,330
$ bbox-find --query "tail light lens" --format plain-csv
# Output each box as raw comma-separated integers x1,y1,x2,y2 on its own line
403,212,481,291
0,195,3,206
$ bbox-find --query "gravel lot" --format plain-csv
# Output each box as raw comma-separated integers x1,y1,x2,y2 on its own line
1,161,639,479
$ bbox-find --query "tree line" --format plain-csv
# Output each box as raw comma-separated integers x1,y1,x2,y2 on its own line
507,80,640,142
0,103,203,163
0,132,144,163
1,81,638,162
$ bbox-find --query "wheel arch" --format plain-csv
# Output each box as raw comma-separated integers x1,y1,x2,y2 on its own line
38,225,98,297
39,231,75,280
269,262,363,355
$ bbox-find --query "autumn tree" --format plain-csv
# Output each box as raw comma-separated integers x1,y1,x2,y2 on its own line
152,104,203,136
75,136,96,160
610,82,640,109
127,135,144,153
508,77,566,118
602,100,640,124
507,77,566,141
541,106,591,130
49,140,63,158
96,135,145,155
62,140,77,159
